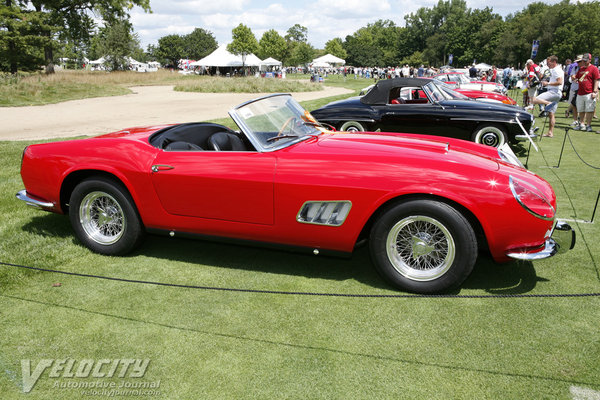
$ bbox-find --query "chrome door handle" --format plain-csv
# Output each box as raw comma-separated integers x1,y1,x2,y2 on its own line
151,164,174,173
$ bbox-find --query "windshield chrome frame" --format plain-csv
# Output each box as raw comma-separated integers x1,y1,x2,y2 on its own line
229,93,322,153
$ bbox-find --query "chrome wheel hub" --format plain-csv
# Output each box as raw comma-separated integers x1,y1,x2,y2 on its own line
79,191,126,245
482,132,500,146
386,216,456,281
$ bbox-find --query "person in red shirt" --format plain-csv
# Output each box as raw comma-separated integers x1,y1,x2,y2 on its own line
573,53,600,132
525,59,541,109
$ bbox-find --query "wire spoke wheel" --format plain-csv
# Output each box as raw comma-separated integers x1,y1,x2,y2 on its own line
385,215,456,281
79,191,126,245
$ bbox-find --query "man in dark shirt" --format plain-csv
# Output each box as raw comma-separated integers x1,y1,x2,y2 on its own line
469,65,477,78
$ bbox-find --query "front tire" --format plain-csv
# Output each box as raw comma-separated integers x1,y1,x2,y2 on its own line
339,121,366,132
369,200,477,293
471,124,507,147
69,178,144,255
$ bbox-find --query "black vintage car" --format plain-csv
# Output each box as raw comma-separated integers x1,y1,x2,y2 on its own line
310,78,536,147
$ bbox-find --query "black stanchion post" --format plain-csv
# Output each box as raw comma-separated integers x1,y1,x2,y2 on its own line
589,188,600,223
525,140,532,169
553,126,569,169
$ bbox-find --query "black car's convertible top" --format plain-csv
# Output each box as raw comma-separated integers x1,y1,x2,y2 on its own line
361,78,435,105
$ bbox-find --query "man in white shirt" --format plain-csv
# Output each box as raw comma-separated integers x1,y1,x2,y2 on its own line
531,55,564,137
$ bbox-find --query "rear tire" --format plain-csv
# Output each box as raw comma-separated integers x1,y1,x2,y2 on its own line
69,177,144,255
369,200,477,293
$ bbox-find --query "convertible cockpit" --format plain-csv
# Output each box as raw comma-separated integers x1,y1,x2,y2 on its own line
149,122,253,152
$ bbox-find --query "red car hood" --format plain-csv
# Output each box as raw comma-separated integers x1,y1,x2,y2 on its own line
292,132,504,172
322,131,503,160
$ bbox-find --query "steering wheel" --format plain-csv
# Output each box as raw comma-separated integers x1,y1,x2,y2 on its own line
277,116,297,137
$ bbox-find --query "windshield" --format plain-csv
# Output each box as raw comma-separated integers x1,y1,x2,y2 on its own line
423,81,452,102
451,73,471,83
229,94,324,152
436,82,470,100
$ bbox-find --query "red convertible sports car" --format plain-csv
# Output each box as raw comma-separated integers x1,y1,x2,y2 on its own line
17,94,575,293
434,72,507,94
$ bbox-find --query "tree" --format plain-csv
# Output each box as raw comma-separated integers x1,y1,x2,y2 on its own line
285,24,307,43
156,34,185,66
182,28,217,60
2,0,151,74
0,1,48,73
289,41,314,67
257,29,287,61
324,38,347,60
343,20,399,66
92,19,138,70
227,23,258,73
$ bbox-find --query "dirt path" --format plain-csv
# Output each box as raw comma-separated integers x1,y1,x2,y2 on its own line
0,85,352,141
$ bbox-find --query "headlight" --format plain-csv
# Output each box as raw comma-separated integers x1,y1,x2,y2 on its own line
509,176,555,220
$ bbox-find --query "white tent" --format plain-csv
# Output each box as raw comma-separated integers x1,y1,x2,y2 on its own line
475,63,492,71
311,61,331,68
312,54,345,66
88,57,105,65
260,57,282,72
261,57,282,67
190,44,261,67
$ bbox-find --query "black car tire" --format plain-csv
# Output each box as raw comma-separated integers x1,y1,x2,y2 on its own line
471,124,508,147
339,121,366,132
69,177,145,255
369,200,477,293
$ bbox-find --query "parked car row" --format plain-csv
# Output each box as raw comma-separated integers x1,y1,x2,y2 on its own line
311,78,534,148
17,93,574,294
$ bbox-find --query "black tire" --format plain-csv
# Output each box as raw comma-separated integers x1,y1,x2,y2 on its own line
471,124,508,147
339,121,366,132
69,177,145,255
369,200,477,293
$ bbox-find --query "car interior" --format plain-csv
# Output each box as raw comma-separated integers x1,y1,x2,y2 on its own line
149,122,254,152
389,87,429,105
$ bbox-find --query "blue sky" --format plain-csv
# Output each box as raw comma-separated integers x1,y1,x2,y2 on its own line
129,0,566,49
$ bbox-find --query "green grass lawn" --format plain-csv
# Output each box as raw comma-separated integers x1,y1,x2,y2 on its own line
0,87,599,399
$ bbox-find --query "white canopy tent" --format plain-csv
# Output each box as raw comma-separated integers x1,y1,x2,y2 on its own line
260,57,282,72
88,57,105,65
190,44,262,67
311,61,331,68
312,54,345,66
261,57,282,66
475,63,492,71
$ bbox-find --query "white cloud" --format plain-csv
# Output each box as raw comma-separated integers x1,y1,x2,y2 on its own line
130,0,565,49
314,0,391,18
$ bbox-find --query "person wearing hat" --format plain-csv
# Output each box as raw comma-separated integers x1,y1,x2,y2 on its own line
524,59,541,109
572,53,599,132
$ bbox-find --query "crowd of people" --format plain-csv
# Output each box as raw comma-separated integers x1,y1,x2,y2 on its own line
521,53,599,137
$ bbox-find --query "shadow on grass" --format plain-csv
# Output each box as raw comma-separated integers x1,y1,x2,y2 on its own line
20,213,546,295
462,255,546,295
21,213,73,238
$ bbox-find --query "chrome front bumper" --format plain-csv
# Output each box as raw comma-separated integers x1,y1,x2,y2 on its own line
506,220,576,261
16,189,55,210
515,126,539,142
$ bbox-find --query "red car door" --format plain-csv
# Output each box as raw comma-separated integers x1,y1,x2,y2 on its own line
150,151,276,225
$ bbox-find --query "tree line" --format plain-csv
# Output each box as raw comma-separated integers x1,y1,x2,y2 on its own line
2,0,599,74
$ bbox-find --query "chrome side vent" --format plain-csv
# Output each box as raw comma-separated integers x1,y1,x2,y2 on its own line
296,201,352,226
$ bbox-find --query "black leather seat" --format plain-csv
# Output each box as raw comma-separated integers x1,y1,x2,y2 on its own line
165,141,204,151
208,132,247,151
